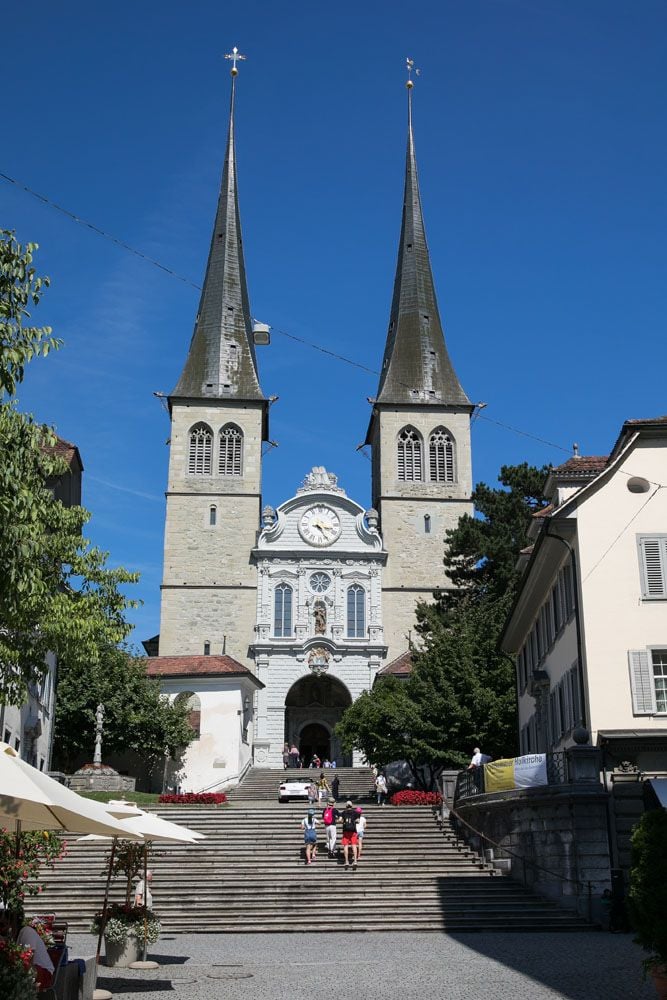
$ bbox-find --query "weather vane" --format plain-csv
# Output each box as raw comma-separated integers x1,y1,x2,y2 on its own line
406,57,421,89
225,46,246,77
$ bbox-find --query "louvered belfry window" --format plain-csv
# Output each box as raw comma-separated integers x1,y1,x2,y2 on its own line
188,423,213,475
397,428,423,482
219,424,243,476
638,536,667,598
429,427,455,483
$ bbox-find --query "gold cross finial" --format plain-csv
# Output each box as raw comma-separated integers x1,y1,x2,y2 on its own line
225,46,247,77
406,57,420,89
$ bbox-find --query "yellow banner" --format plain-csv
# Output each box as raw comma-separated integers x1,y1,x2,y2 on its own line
483,757,516,792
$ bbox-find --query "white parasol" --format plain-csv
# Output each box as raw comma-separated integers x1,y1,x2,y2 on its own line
0,743,144,839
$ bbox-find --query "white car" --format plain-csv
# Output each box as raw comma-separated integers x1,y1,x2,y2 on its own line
278,777,313,803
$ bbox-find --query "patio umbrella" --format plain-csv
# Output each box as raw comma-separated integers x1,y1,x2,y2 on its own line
80,802,202,970
0,742,144,839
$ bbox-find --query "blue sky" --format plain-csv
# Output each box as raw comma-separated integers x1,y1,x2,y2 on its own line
3,1,666,647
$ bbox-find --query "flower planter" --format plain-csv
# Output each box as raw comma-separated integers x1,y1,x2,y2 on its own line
103,934,142,968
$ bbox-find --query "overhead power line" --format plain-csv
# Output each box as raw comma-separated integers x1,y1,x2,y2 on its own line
2,169,575,457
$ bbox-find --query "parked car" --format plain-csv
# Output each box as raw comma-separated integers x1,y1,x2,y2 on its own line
278,777,312,803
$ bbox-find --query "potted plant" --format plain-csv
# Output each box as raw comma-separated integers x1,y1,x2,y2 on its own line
628,809,667,997
0,938,38,1000
91,903,161,968
92,840,162,967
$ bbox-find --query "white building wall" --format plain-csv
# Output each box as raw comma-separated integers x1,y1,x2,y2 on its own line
162,678,253,792
575,441,667,740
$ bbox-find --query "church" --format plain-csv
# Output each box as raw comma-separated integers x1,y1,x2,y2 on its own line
144,63,474,792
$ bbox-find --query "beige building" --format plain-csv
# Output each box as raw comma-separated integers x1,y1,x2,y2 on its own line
147,72,473,790
501,417,667,772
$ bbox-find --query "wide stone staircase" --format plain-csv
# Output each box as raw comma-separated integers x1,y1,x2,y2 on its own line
228,765,374,802
37,768,588,933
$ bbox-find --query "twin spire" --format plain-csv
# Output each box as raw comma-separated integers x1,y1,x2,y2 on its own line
172,50,263,402
173,54,469,413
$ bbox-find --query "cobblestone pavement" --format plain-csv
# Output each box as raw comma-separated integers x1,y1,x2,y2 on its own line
70,930,654,1000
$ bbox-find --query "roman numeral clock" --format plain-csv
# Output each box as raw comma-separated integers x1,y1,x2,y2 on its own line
298,505,342,547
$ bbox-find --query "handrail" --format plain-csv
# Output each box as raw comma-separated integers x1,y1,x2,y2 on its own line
441,799,595,923
194,757,253,794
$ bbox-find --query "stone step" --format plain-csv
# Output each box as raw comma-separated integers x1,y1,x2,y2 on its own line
37,796,589,935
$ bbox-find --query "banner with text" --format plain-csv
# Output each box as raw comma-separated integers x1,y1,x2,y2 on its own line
484,753,548,793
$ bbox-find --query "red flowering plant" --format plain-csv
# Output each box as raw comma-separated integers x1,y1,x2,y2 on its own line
388,790,442,806
158,792,227,804
0,937,38,1000
0,829,65,922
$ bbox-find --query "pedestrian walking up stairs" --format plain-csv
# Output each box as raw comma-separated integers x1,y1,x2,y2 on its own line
37,770,589,934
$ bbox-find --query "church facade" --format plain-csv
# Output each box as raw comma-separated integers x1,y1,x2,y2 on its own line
145,69,474,791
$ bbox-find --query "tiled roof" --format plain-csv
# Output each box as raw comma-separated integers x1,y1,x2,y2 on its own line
145,655,264,687
624,416,667,427
44,436,83,470
550,456,608,478
377,650,413,676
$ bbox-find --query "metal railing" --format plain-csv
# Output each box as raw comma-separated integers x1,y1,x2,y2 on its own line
455,751,570,802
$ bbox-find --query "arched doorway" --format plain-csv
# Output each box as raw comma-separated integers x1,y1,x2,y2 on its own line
299,723,330,763
284,674,353,766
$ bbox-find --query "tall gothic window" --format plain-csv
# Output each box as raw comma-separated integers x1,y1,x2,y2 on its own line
188,423,213,475
347,585,365,638
429,427,455,483
219,423,243,476
397,427,423,482
274,584,293,637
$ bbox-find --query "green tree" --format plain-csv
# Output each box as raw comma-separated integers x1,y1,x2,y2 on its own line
53,644,195,771
337,463,549,786
0,230,138,704
443,462,550,603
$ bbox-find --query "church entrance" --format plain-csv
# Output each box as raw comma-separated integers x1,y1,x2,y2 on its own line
299,723,330,764
284,674,353,767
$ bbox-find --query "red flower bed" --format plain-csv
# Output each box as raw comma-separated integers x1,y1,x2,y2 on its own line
389,790,442,806
158,792,227,805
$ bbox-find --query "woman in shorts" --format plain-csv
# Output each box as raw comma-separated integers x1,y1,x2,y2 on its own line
301,808,319,865
355,807,367,858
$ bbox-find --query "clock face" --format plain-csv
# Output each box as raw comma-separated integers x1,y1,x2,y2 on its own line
299,506,341,547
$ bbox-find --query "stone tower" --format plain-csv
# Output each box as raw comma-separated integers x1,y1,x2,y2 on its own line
366,84,474,662
159,70,268,667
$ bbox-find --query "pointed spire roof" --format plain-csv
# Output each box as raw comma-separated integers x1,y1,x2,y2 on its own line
375,85,470,409
172,70,264,402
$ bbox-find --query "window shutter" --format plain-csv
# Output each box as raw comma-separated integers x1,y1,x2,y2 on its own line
628,649,657,714
639,537,667,598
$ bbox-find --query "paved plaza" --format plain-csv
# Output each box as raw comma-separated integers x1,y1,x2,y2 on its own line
71,930,654,1000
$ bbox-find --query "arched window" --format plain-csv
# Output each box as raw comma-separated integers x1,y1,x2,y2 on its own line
424,514,431,534
397,427,423,482
429,427,455,483
209,505,217,527
175,691,201,740
188,423,213,475
347,585,365,638
219,424,243,476
274,584,293,637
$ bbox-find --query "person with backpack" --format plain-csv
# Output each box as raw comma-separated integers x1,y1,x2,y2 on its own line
322,798,341,858
301,808,319,865
341,800,359,870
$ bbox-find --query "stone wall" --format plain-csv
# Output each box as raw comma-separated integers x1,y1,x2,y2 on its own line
455,783,612,919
